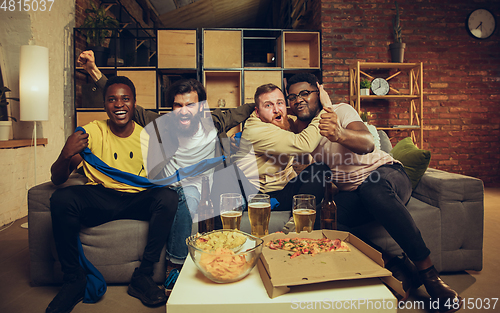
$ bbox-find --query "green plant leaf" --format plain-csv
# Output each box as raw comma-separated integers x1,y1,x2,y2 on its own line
360,79,371,88
80,3,118,47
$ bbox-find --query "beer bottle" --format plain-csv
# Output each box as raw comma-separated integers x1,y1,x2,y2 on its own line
198,176,215,233
321,172,337,230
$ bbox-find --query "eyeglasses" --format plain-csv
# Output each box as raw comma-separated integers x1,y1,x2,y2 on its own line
286,90,319,102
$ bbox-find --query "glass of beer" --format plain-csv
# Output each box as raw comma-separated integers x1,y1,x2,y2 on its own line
293,194,316,233
247,194,271,238
220,193,243,230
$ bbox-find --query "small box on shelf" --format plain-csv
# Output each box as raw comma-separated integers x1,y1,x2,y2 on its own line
281,32,320,69
244,71,282,104
204,71,241,109
203,30,242,69
242,29,281,68
117,70,156,109
158,30,197,69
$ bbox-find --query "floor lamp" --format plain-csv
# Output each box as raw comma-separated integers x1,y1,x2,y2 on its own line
19,45,49,228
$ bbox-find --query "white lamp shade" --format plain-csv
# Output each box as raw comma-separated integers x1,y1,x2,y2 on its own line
20,45,49,121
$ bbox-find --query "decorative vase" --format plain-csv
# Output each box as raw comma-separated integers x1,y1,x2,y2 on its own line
360,89,370,96
0,120,12,141
389,43,406,63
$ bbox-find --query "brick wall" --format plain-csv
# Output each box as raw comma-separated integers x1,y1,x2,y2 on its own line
317,0,500,186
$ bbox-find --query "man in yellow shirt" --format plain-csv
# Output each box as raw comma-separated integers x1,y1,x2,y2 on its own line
47,76,178,313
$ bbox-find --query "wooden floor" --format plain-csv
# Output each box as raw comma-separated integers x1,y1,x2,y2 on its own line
1,188,499,313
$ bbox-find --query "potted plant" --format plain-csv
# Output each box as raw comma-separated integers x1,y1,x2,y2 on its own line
359,111,372,124
389,2,405,63
360,79,371,95
81,2,119,66
0,87,18,141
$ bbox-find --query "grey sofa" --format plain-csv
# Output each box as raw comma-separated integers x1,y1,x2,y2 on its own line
242,131,484,273
28,132,483,286
28,175,167,285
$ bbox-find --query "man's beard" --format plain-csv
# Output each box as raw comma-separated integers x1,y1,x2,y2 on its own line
174,112,202,138
294,103,319,122
275,115,290,130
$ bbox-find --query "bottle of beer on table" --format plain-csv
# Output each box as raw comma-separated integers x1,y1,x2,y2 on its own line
321,172,337,230
198,176,215,233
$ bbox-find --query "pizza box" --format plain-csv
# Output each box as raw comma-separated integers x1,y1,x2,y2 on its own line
257,229,404,298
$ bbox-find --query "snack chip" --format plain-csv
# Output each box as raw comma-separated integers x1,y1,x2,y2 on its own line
196,231,247,251
198,248,249,281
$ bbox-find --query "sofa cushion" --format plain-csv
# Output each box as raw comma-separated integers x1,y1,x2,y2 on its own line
378,130,393,153
28,176,167,285
390,137,431,189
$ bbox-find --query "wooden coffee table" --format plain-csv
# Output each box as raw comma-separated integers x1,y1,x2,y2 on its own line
166,257,397,313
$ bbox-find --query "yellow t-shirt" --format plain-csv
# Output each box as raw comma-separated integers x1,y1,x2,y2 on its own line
82,120,146,193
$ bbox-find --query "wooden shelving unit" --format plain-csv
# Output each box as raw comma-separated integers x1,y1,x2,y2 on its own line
74,28,321,127
349,62,424,148
74,27,199,126
202,28,321,110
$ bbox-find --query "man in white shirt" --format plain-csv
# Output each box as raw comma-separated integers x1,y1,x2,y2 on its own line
141,78,255,269
285,72,460,312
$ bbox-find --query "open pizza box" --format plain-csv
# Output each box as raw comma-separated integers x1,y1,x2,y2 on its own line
257,229,405,299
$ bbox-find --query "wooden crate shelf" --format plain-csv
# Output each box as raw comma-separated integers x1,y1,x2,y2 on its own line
204,71,241,109
203,30,242,69
282,31,320,69
158,29,197,69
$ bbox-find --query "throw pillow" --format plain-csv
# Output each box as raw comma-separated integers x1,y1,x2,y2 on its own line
390,137,431,189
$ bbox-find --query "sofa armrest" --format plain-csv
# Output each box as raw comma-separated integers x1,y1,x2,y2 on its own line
28,173,88,214
412,168,484,205
412,168,484,272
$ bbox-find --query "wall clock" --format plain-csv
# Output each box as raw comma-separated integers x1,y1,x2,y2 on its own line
467,8,496,40
370,78,390,96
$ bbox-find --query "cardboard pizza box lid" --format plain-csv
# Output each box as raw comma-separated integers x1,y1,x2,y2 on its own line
258,230,401,299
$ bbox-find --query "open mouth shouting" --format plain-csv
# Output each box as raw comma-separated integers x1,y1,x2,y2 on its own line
272,112,290,130
178,115,192,127
274,113,283,123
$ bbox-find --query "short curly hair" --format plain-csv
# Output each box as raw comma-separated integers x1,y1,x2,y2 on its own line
254,83,284,107
165,79,207,108
103,76,136,101
286,73,320,94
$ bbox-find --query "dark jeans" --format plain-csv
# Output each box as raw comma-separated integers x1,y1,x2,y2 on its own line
268,162,331,229
50,185,178,274
166,186,199,264
335,163,430,262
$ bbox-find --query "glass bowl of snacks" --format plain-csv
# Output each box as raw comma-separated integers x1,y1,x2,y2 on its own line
186,229,264,283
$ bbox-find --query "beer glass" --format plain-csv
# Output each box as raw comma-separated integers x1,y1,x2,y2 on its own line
293,194,316,233
247,194,271,238
220,193,243,230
